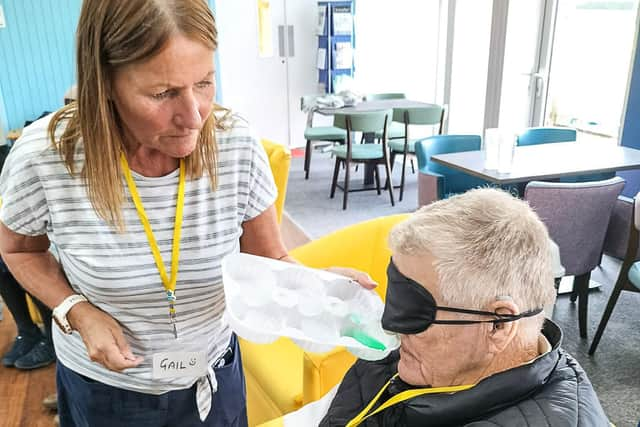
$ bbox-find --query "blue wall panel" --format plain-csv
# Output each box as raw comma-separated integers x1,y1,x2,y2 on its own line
618,34,640,197
0,0,82,130
0,0,220,131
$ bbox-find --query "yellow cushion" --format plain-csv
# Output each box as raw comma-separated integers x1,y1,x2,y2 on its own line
242,214,410,425
303,347,356,404
245,367,284,427
289,213,410,300
257,416,285,427
260,139,291,224
241,337,304,416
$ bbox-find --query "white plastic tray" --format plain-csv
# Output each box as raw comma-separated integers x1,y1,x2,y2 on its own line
222,253,399,361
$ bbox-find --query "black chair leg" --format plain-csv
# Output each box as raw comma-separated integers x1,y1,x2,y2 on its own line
304,139,312,179
343,159,350,210
410,158,415,174
589,280,626,355
384,155,395,207
389,151,396,171
399,153,407,202
570,281,579,303
374,164,381,195
330,157,340,198
574,272,591,339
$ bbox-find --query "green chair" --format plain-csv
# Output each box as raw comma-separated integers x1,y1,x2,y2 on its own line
388,105,445,201
330,110,395,210
301,95,347,180
365,93,407,141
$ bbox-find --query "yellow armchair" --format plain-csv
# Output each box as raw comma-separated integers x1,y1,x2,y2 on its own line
260,139,291,224
242,214,409,426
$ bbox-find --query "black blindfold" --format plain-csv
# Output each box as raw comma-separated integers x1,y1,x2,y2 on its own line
381,260,543,335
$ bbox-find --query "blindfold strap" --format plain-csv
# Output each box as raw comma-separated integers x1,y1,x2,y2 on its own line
430,307,544,325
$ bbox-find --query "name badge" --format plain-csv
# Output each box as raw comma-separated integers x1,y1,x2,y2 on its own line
152,351,207,379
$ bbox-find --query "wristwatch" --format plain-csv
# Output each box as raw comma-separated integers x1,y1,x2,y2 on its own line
53,294,88,334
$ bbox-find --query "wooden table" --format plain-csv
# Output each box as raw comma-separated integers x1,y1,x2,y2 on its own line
430,141,640,185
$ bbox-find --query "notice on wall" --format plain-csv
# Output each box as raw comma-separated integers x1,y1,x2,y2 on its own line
334,42,353,69
332,6,353,36
317,48,327,69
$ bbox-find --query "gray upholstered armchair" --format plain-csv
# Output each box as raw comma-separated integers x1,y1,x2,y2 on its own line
524,177,625,339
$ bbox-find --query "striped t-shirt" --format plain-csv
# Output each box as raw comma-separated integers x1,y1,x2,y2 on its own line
0,113,276,394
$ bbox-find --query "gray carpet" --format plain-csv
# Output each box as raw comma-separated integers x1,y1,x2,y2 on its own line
285,152,640,426
284,152,418,239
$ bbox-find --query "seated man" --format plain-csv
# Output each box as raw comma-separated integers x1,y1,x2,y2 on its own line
281,188,607,426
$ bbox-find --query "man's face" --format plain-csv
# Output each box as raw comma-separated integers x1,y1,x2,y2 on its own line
392,253,495,387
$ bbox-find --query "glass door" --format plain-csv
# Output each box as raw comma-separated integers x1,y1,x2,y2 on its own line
543,0,639,144
447,0,549,133
497,0,549,131
447,0,639,141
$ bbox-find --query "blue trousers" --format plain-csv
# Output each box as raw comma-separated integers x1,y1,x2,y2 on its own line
56,335,248,427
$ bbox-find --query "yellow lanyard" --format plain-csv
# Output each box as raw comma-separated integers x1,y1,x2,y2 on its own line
120,153,185,338
346,373,475,427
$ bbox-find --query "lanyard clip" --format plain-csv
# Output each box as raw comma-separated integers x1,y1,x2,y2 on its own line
166,290,177,302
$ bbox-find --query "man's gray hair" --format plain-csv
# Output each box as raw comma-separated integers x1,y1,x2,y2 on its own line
389,188,556,317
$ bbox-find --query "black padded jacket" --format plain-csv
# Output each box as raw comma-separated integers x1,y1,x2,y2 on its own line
319,320,609,427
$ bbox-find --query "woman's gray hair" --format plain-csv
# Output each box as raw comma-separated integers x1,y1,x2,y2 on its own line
389,188,556,322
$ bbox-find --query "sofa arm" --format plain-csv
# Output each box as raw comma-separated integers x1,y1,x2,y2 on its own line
302,347,356,405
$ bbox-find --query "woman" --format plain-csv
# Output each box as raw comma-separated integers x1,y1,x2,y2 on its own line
0,1,374,426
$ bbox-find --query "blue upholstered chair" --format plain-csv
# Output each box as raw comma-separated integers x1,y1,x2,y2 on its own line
415,135,491,206
524,177,625,339
516,126,577,147
589,192,640,354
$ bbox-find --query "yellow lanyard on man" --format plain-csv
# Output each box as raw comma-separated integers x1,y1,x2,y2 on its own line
120,153,185,338
346,373,475,427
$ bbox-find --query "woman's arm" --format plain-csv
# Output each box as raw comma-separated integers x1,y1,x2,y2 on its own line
0,222,143,371
240,205,292,261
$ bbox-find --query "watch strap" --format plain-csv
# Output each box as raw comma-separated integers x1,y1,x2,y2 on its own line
53,294,88,334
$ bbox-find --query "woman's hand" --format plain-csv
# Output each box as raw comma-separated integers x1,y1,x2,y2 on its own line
326,267,377,290
68,302,143,372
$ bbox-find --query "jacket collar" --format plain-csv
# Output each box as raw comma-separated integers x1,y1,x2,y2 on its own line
391,319,563,426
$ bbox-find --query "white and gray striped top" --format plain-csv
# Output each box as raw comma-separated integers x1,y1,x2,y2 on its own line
0,113,276,394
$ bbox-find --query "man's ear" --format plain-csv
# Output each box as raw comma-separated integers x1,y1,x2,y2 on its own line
485,299,520,353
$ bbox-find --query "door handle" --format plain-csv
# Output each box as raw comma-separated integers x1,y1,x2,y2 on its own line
287,25,295,57
278,25,285,57
532,73,545,98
